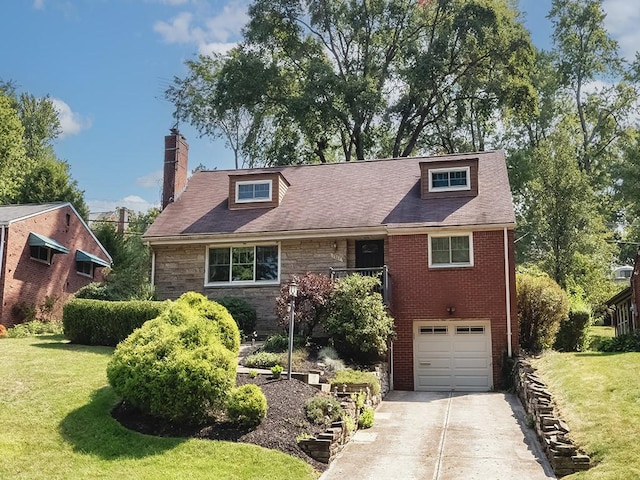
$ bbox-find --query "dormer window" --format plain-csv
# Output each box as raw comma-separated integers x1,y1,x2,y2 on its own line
235,180,272,203
429,167,470,192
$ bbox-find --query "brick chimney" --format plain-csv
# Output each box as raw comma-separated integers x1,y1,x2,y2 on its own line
162,128,189,210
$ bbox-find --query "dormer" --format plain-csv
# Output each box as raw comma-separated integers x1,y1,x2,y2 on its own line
228,172,290,210
419,158,478,199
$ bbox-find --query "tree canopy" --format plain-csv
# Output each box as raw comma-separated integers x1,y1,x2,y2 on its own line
167,0,536,166
0,82,88,218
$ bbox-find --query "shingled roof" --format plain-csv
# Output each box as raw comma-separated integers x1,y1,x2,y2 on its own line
144,150,515,242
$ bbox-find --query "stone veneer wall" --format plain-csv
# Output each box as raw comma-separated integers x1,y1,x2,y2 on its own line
513,357,591,477
152,238,348,334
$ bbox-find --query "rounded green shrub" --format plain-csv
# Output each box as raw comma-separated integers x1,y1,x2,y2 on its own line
358,407,375,429
263,333,307,353
106,302,237,423
215,297,257,336
226,384,268,428
305,396,344,426
175,292,241,354
243,351,281,369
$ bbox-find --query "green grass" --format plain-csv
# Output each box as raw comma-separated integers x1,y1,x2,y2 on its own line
532,351,640,479
0,335,318,480
587,325,615,351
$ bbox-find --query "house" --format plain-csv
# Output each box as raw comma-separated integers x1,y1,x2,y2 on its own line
607,250,640,336
144,130,518,392
0,202,112,327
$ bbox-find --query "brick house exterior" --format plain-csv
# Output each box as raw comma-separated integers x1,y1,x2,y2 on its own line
144,131,517,391
607,249,640,336
0,203,111,327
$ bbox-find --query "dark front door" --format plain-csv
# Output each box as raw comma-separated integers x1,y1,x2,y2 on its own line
355,240,384,268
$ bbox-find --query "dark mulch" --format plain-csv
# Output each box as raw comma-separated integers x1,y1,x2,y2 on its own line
112,373,328,471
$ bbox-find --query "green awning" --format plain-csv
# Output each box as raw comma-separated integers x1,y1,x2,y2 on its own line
28,232,69,254
76,249,110,267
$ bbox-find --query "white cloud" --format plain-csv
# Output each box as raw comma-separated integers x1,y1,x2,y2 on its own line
136,170,163,188
87,195,159,214
199,42,237,56
33,0,45,9
153,1,248,53
51,98,92,138
603,0,640,61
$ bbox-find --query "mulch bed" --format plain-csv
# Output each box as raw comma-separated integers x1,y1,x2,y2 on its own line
112,373,329,472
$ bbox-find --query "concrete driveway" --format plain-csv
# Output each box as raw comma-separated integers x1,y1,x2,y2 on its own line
320,391,555,480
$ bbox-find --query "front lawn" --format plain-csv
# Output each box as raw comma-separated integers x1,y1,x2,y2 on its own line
0,335,318,480
531,350,640,479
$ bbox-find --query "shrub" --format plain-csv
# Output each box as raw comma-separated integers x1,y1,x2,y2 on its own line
305,396,344,426
598,332,640,352
0,324,7,338
174,292,241,355
106,302,237,423
7,320,63,338
330,368,381,396
517,270,569,354
554,298,592,352
263,333,307,353
318,346,345,371
226,384,268,428
323,275,395,361
271,364,284,378
248,370,258,379
244,352,281,369
275,273,334,338
63,299,168,346
215,297,257,336
11,302,37,323
358,407,375,429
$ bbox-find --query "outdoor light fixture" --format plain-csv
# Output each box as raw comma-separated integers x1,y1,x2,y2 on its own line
446,305,455,315
287,281,298,380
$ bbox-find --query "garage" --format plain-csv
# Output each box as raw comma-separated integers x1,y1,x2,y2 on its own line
413,320,492,391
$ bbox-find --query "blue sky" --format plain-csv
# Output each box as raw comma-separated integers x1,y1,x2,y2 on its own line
2,0,638,213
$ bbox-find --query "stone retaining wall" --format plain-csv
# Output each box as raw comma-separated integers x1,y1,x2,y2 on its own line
513,357,591,477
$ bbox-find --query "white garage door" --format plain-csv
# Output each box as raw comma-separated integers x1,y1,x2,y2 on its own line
414,321,492,391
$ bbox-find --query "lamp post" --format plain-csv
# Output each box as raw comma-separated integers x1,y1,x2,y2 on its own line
287,280,298,380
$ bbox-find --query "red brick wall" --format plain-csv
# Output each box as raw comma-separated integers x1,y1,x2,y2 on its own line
388,229,517,390
0,205,109,327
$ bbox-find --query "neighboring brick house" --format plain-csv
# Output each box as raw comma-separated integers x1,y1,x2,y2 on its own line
144,130,518,392
0,202,111,327
607,249,640,336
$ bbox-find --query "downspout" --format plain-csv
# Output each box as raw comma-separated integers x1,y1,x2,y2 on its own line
150,249,156,287
0,225,5,284
503,227,513,357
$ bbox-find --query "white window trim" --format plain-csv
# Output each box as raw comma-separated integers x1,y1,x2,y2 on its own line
204,242,281,286
235,179,273,203
428,232,474,268
428,166,471,192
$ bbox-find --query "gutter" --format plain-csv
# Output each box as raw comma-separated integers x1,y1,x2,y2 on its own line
504,227,513,357
150,250,156,287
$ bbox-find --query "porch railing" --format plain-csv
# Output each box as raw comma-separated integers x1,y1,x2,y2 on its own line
329,266,391,306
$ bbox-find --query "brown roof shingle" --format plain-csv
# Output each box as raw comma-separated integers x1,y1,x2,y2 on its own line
144,151,515,241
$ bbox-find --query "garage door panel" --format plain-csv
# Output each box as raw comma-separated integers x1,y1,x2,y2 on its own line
416,375,453,389
414,321,492,392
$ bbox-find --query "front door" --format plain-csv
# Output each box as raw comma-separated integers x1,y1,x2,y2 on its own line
355,240,384,268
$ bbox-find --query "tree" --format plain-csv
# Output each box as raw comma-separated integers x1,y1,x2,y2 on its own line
0,82,88,217
549,0,638,177
517,123,615,310
0,92,27,203
167,0,536,165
